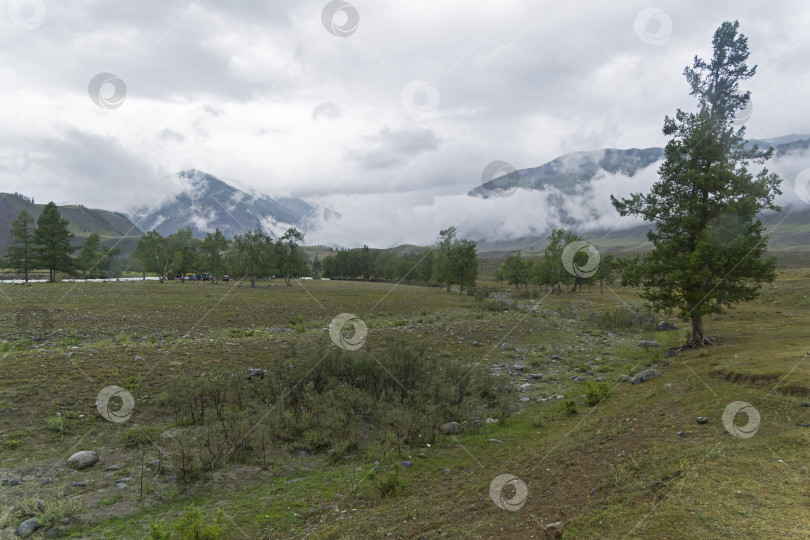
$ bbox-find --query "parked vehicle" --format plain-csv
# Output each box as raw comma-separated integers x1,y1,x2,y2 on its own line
222,275,230,282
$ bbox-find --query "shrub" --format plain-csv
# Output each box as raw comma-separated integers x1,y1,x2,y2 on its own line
584,381,612,406
559,400,578,415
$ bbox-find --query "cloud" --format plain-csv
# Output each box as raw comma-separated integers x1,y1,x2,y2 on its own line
312,101,342,120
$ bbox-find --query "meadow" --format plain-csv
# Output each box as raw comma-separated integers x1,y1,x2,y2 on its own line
0,272,809,538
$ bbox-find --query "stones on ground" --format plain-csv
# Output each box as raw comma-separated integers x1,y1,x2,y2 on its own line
70,481,86,487
399,461,412,468
105,465,123,471
697,417,708,424
440,422,462,435
17,518,40,538
520,397,531,402
657,321,678,331
529,373,542,380
485,418,498,424
67,451,99,470
116,482,128,490
487,439,503,443
296,450,311,458
637,340,660,349
551,354,563,361
147,460,162,471
595,377,605,382
513,364,524,372
135,355,145,361
619,374,632,383
40,477,51,486
677,431,687,438
571,376,586,382
556,395,565,399
441,468,450,474
666,349,678,357
631,369,663,385
6,476,20,486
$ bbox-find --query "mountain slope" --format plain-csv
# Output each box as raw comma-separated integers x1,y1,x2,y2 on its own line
0,193,143,257
130,170,321,239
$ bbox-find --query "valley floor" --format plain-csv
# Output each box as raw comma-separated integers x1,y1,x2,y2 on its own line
1,274,809,538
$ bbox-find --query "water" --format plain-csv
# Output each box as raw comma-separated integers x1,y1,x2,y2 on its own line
0,277,160,284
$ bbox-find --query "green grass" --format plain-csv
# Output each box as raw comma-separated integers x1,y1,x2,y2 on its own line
1,273,809,538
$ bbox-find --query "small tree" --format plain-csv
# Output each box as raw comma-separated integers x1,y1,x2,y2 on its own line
201,228,228,279
3,209,36,282
231,229,272,287
496,252,533,290
611,21,782,348
76,233,121,279
276,228,307,286
32,202,76,282
594,253,615,294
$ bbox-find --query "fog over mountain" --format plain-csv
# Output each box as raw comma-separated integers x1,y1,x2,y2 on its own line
2,1,810,248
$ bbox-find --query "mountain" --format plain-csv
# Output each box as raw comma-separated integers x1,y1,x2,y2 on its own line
470,135,810,198
130,170,330,239
0,193,143,257
469,134,810,253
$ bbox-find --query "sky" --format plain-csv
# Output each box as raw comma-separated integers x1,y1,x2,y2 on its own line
1,0,809,247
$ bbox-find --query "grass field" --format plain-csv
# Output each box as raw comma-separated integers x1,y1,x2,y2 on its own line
1,272,809,538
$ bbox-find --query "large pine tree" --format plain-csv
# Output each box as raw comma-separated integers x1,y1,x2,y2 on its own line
611,21,782,348
32,202,76,282
3,209,36,282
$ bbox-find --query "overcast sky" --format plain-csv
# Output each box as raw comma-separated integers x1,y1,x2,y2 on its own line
2,0,809,246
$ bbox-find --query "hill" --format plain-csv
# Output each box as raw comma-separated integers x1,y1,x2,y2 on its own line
0,193,143,257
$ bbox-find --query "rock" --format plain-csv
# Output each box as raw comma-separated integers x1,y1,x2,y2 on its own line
487,439,503,443
556,395,565,399
677,431,687,438
17,519,40,538
135,355,145,361
296,450,311,458
666,349,678,357
40,477,51,486
164,476,176,483
399,461,412,468
440,422,462,435
169,361,182,366
637,340,661,349
657,321,678,331
619,374,632,383
105,465,123,471
799,403,810,407
418,452,427,459
571,376,586,382
520,397,531,402
631,369,663,384
513,365,524,372
595,377,605,382
696,417,708,424
529,373,542,380
6,477,19,487
70,481,86,487
441,468,450,474
551,354,563,360
543,521,565,539
246,368,266,381
147,460,162,471
67,451,99,470
116,482,128,490
485,418,498,424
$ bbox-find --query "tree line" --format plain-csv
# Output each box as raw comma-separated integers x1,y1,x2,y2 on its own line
493,228,618,294
3,203,120,282
320,226,479,292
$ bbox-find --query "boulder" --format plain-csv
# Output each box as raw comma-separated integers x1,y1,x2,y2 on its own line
544,521,565,539
657,321,678,331
66,451,99,470
637,340,661,349
440,422,462,435
631,369,663,384
17,519,40,538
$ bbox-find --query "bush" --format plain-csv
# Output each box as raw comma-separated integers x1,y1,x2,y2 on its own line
584,381,612,406
158,338,515,481
121,425,162,448
149,505,225,540
559,400,578,415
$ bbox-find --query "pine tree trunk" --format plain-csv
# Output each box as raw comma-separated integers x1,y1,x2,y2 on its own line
688,314,713,347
